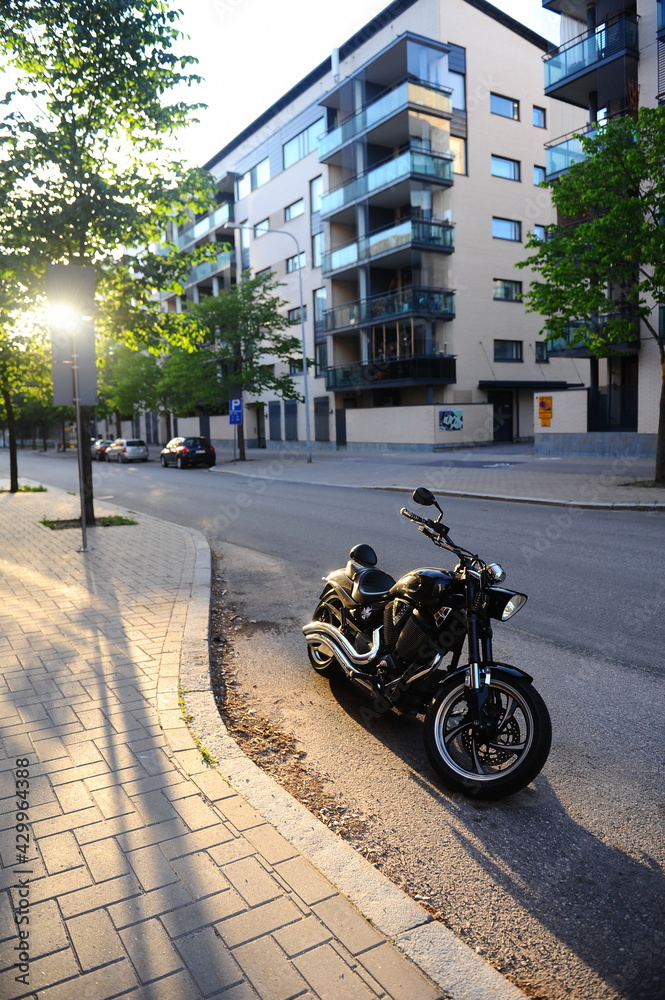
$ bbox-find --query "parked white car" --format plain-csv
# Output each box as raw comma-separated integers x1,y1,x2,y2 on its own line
105,438,149,463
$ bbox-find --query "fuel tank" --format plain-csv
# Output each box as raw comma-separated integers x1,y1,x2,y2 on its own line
391,567,464,609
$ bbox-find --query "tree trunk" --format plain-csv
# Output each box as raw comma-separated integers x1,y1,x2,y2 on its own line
1,382,19,493
655,360,665,486
237,416,246,461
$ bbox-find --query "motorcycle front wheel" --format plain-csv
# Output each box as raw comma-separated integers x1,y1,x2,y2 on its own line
424,671,552,799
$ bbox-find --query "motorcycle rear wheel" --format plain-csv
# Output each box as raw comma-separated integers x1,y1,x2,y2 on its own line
307,598,345,677
424,671,551,799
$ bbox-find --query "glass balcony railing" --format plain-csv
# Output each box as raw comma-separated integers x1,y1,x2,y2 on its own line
545,126,595,178
322,218,454,275
323,286,455,332
320,148,454,217
319,78,453,159
658,0,665,33
177,203,232,249
544,14,639,91
186,249,234,285
324,353,456,390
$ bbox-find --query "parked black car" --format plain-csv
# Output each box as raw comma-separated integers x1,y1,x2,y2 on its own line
160,436,216,469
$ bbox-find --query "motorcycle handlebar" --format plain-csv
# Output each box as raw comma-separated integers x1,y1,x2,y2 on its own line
400,508,448,537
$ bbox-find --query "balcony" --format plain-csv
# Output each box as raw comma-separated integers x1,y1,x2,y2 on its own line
185,249,234,286
323,286,455,333
546,313,640,356
319,78,453,160
545,125,595,179
544,14,639,107
322,218,454,277
659,0,665,39
177,203,232,250
324,353,456,391
320,148,453,220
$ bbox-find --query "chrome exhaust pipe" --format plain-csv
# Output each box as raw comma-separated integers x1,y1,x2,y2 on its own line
302,621,382,677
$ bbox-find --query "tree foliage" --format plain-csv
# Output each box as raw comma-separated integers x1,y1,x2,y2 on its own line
191,272,307,459
0,1,217,501
518,106,665,483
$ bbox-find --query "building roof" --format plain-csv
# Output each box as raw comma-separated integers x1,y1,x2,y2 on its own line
203,0,549,172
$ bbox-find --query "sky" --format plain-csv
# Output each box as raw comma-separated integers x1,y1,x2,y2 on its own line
172,0,560,167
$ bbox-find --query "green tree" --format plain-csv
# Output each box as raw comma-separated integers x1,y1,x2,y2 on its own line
191,272,306,460
0,1,216,517
518,106,665,484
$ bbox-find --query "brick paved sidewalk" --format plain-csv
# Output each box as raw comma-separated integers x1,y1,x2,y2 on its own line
0,486,523,1000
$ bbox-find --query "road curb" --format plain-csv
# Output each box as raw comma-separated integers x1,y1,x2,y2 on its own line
209,465,665,511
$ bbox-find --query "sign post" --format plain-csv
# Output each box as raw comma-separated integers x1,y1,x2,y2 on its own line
229,398,242,463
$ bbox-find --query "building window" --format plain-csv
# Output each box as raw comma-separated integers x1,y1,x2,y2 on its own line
491,154,520,181
283,118,324,169
236,157,270,199
493,279,522,301
450,136,467,175
288,305,307,323
532,224,547,241
310,175,323,213
285,199,304,221
254,218,269,237
315,342,328,376
286,252,306,272
490,92,519,120
312,231,324,268
535,341,548,362
492,217,521,241
533,105,547,128
313,287,326,325
256,267,272,280
494,339,523,362
533,165,546,185
289,359,305,375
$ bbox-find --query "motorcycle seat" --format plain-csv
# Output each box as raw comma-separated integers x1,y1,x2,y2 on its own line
352,568,396,603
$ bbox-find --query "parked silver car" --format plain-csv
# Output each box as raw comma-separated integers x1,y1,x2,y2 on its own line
105,438,149,463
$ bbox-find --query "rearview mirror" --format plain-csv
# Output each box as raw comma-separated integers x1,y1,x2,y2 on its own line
413,487,436,507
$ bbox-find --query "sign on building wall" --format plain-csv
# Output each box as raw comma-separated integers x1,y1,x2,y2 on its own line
439,409,463,431
538,396,553,426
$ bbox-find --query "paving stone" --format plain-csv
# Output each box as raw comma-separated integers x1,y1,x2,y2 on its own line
171,852,232,901
0,946,79,1000
312,896,384,956
222,857,282,908
80,837,131,882
130,789,180,827
357,942,443,1000
74,811,146,846
162,890,247,939
53,781,95,814
114,817,189,852
36,956,139,999
242,825,298,866
215,896,302,948
29,898,70,958
67,909,128,970
207,837,256,869
215,795,264,832
116,967,205,1000
31,806,102,840
233,935,308,1000
161,826,234,862
175,926,245,996
90,784,136,820
57,872,142,918
126,844,179,891
274,857,338,907
38,831,85,876
22,866,92,906
171,794,220,832
119,916,184,983
293,943,376,1000
189,770,237,804
272,914,334,958
108,881,194,930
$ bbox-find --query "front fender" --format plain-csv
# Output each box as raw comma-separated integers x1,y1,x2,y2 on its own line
446,661,534,685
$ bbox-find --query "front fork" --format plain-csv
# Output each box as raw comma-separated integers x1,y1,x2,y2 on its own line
464,574,494,727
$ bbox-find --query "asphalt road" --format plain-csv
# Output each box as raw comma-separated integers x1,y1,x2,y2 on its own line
8,450,665,1000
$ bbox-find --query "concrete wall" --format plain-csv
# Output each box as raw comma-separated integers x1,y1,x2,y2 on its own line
345,402,494,450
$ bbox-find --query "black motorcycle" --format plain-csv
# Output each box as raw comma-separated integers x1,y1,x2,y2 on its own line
303,487,552,798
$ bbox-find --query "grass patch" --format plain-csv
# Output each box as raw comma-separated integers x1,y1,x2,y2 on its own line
178,687,217,767
0,484,47,492
40,514,138,530
619,480,662,488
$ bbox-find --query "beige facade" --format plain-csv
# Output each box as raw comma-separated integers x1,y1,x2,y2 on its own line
158,0,591,453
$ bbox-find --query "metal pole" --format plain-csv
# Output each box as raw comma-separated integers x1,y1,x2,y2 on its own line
71,329,88,552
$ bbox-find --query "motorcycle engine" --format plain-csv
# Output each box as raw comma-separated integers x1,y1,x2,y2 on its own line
384,601,439,666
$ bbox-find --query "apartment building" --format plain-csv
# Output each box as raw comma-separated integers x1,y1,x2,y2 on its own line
159,0,587,452
533,0,662,456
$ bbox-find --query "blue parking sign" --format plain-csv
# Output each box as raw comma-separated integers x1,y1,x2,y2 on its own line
229,398,243,425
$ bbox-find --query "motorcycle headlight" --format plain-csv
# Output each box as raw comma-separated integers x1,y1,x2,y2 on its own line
486,563,506,584
487,588,527,621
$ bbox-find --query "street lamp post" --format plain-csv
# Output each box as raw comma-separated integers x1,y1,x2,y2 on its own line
223,222,313,463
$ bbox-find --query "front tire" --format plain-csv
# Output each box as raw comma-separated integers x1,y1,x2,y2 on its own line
424,671,551,799
176,456,184,469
